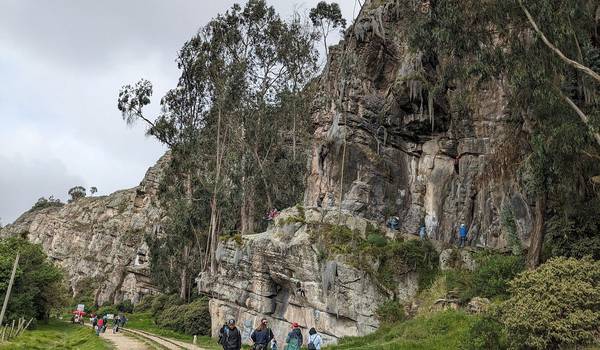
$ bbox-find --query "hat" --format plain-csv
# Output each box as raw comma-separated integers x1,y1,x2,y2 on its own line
309,327,317,335
291,322,299,328
228,319,236,325
460,224,466,227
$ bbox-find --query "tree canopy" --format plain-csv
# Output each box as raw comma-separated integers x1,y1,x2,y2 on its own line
0,237,67,324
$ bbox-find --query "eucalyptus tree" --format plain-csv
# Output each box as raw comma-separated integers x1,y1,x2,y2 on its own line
118,0,318,292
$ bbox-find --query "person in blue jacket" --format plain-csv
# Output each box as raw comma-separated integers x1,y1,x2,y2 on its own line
459,223,468,248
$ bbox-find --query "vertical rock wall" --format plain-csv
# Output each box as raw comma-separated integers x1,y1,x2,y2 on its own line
304,1,533,250
0,154,170,305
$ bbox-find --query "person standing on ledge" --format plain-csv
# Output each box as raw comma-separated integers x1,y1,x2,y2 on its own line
459,223,468,248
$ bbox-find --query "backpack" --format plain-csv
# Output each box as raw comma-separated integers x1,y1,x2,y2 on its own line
285,334,301,350
308,334,319,350
218,326,229,345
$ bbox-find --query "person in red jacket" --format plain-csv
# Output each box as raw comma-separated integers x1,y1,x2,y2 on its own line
96,317,104,336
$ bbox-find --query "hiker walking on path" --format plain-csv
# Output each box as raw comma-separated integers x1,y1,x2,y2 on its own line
250,318,274,350
96,317,104,336
285,323,303,350
459,223,468,248
307,328,322,350
218,319,242,350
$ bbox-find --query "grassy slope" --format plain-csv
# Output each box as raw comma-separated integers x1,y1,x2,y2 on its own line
125,312,221,349
0,320,113,350
328,310,475,350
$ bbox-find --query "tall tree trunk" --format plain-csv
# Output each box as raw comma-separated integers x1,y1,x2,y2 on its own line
210,107,223,275
527,192,547,269
179,245,188,301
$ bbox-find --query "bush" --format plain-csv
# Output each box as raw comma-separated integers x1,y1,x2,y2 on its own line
471,253,524,300
375,300,406,324
150,293,182,317
445,253,524,303
501,257,600,350
96,304,118,317
117,300,134,313
155,298,211,336
460,312,507,350
134,294,156,313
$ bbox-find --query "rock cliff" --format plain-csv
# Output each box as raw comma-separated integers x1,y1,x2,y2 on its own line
198,207,419,346
304,0,533,250
199,0,536,344
0,154,170,305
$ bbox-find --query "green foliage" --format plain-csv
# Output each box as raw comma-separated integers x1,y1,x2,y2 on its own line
117,299,134,313
403,0,600,265
309,1,346,56
67,186,86,203
329,310,475,350
460,312,507,350
30,196,63,212
446,252,524,303
375,300,406,325
471,253,524,300
95,304,118,317
0,319,112,350
155,298,211,336
119,0,320,297
0,237,67,323
545,199,600,259
314,224,439,292
501,257,600,349
500,204,522,256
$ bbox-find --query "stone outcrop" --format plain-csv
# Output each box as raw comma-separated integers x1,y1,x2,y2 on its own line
304,0,533,251
0,154,170,305
198,207,419,346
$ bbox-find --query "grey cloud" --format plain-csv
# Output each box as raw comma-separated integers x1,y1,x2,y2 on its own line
0,0,356,225
0,155,85,224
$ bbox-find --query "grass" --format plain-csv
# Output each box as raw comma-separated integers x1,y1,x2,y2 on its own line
125,312,220,349
328,310,476,350
0,319,113,350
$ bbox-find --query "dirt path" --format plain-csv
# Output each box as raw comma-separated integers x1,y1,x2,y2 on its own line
98,328,149,350
124,328,207,350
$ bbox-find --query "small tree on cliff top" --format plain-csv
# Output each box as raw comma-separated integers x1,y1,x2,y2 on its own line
67,186,86,203
310,1,346,59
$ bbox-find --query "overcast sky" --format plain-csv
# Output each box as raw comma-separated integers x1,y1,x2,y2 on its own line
0,0,356,224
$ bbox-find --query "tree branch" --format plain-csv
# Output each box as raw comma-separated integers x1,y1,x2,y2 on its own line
560,91,600,147
518,0,600,83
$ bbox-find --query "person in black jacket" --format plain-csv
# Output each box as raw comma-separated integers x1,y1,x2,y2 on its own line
218,319,242,350
250,318,274,350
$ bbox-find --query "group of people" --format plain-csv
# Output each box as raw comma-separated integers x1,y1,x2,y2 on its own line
90,314,127,336
218,318,322,350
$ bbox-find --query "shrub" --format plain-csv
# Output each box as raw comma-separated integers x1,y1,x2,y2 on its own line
366,233,387,247
135,294,157,313
501,257,600,350
155,298,211,336
117,300,134,313
150,293,182,317
375,300,406,324
471,253,524,300
461,312,507,350
445,253,524,303
96,305,118,317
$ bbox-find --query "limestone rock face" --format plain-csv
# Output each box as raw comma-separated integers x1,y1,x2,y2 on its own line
304,1,533,251
198,207,419,346
0,154,170,305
